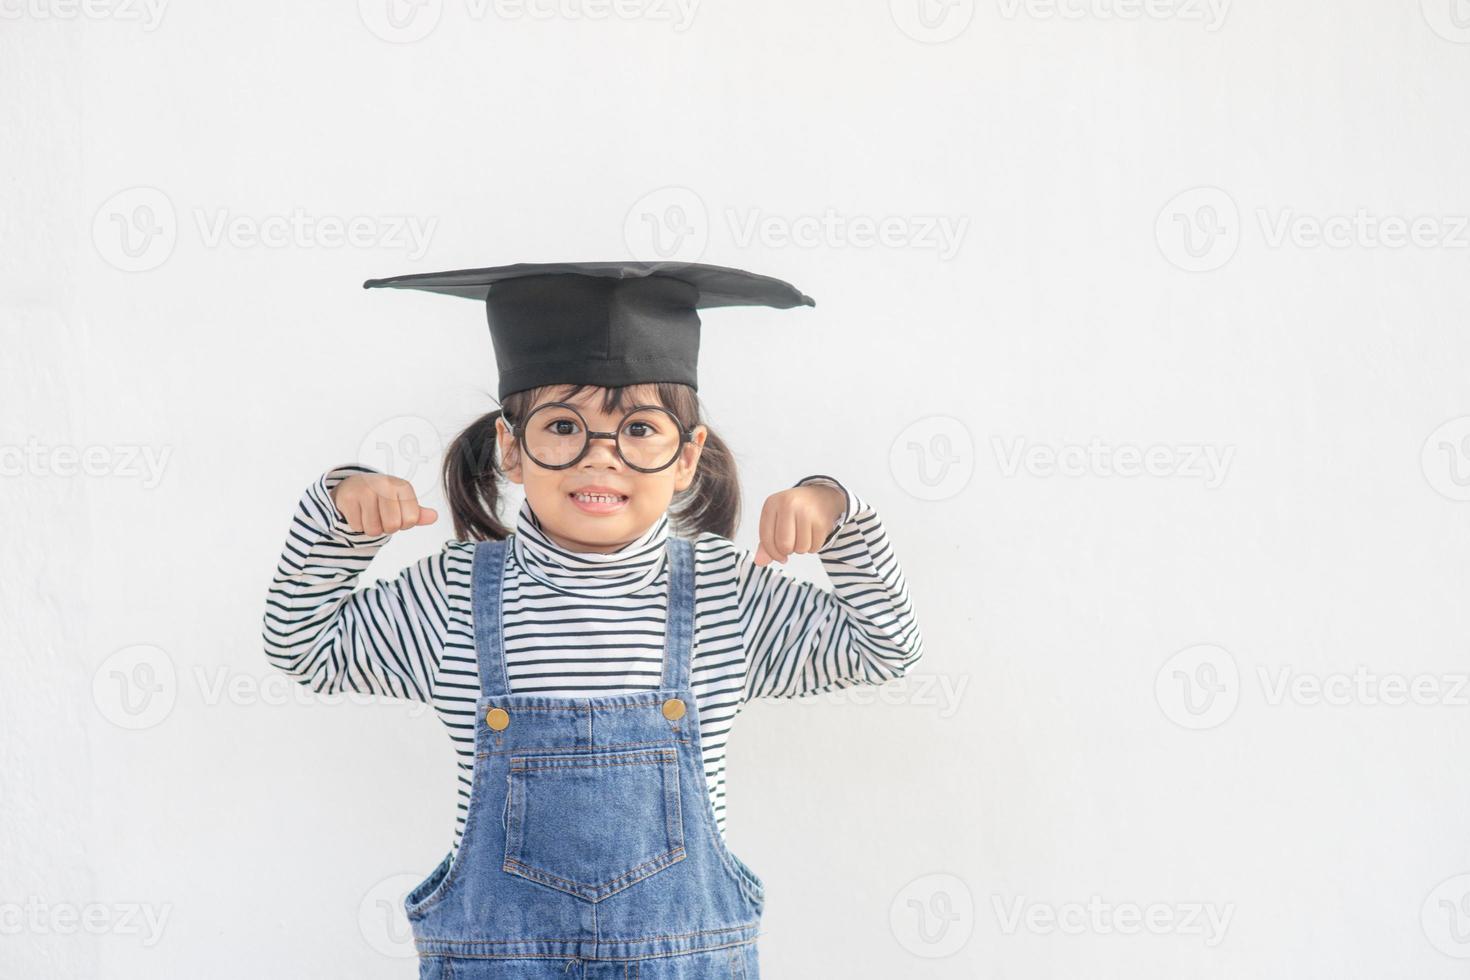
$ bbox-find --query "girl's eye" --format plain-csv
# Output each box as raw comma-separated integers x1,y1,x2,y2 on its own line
547,418,581,436
624,421,654,438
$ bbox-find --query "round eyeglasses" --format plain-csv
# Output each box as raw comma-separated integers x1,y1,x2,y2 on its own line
504,402,695,473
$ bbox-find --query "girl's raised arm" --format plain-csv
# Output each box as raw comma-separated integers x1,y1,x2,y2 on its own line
736,476,926,700
261,464,452,703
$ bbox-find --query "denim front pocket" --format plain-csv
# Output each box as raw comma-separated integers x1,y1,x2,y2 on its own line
503,746,685,902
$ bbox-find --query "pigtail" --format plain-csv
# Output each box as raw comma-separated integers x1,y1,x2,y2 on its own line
442,407,512,542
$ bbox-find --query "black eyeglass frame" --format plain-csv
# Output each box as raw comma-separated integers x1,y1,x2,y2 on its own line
503,401,696,473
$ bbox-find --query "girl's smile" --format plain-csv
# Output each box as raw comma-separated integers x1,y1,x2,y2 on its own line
568,485,631,515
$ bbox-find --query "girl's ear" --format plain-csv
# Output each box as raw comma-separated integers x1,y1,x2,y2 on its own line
495,417,524,485
673,424,707,493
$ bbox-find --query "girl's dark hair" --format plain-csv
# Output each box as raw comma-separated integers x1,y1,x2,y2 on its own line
441,382,740,543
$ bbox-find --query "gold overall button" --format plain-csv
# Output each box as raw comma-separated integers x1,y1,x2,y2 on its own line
485,707,510,731
661,697,686,721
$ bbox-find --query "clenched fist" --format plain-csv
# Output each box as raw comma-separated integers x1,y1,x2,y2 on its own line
330,473,438,535
752,483,846,566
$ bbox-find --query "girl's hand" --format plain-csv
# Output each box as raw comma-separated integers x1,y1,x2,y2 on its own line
752,483,846,566
330,474,438,535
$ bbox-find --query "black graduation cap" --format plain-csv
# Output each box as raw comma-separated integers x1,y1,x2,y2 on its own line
362,260,815,400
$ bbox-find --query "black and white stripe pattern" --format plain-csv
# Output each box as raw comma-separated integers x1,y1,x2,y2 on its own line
262,465,925,860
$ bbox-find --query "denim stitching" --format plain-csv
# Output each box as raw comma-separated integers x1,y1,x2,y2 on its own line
479,703,673,713
508,753,675,773
416,937,760,960
418,926,755,947
503,847,686,896
478,737,687,759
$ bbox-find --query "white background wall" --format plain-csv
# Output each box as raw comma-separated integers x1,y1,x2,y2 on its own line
5,1,1470,976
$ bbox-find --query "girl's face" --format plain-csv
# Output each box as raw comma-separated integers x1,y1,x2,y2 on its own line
494,384,707,554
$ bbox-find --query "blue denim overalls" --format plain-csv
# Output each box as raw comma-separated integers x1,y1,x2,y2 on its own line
403,533,767,978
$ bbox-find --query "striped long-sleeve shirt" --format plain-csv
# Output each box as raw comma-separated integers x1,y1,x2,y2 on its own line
262,465,925,861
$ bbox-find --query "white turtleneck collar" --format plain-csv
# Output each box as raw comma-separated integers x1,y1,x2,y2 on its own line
510,496,671,598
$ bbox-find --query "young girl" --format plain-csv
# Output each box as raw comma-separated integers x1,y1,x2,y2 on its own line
262,261,925,979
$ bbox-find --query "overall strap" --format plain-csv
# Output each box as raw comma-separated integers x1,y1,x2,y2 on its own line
472,535,512,699
660,536,696,692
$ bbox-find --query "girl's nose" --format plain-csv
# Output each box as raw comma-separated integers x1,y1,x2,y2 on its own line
581,436,623,467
